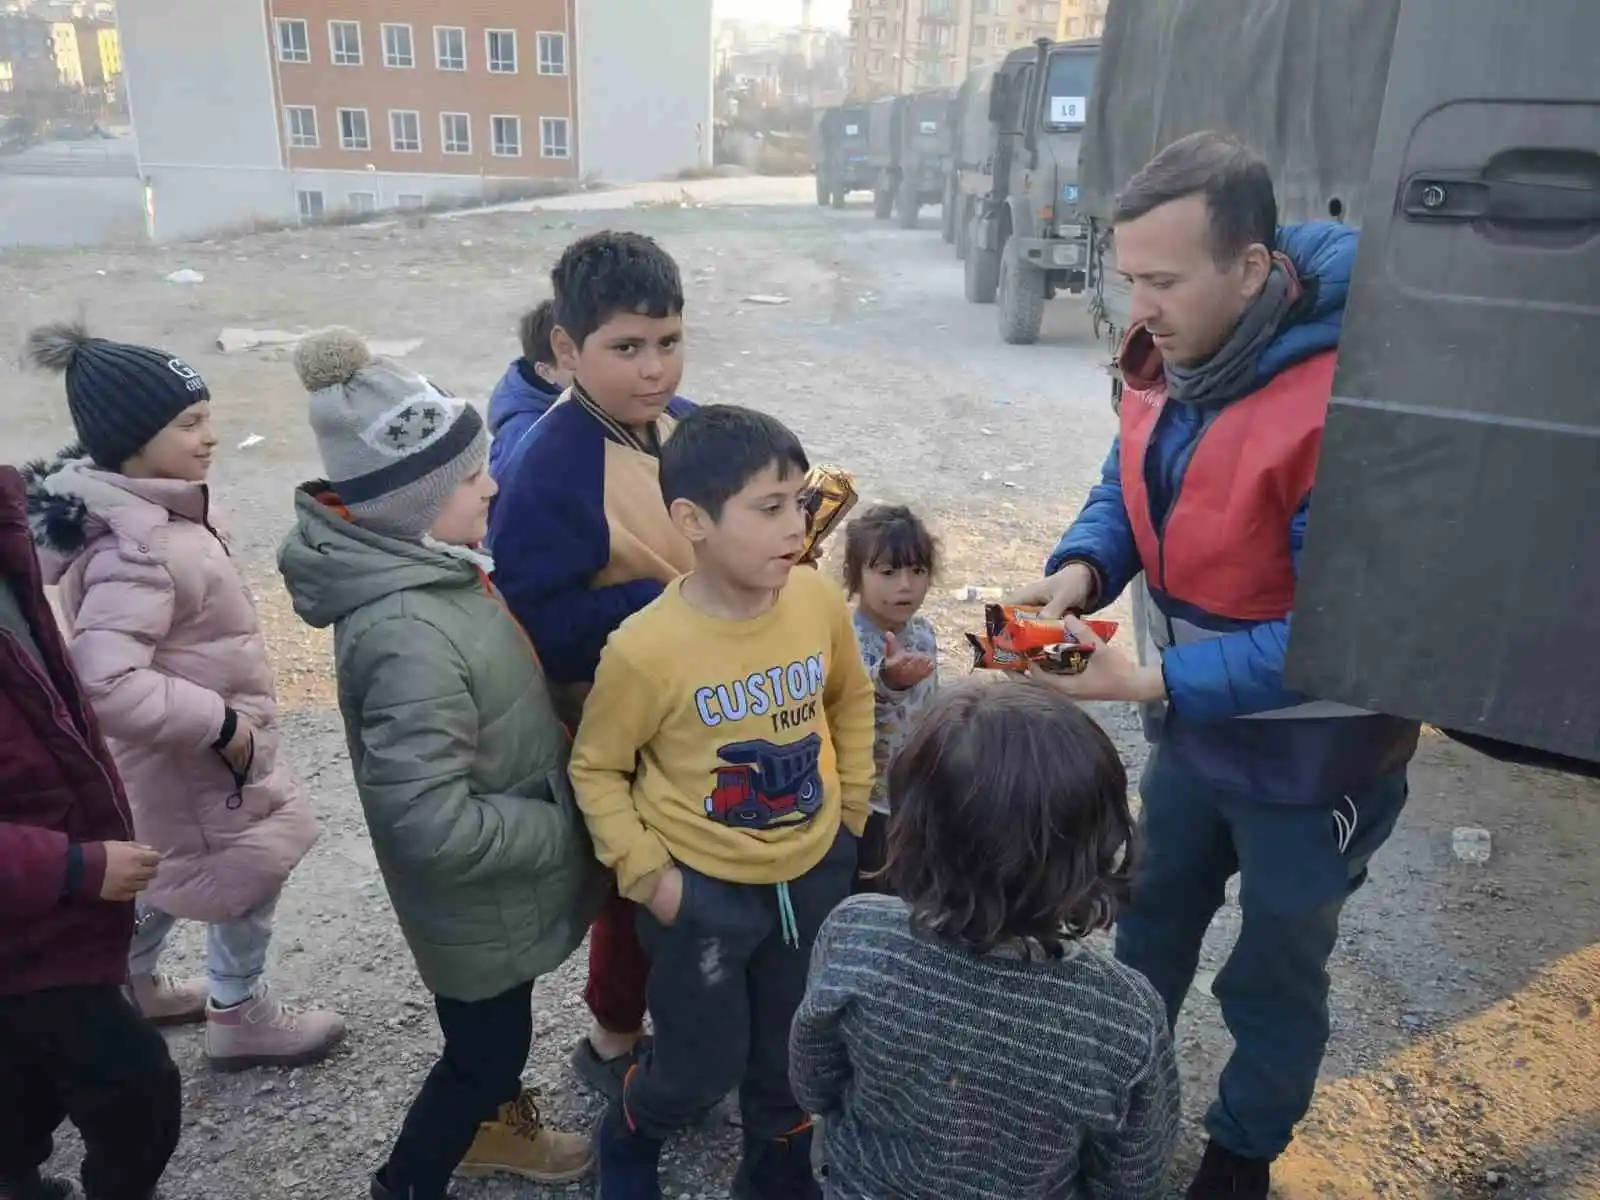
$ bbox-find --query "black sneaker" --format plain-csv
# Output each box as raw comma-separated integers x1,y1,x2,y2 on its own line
731,1124,822,1200
1186,1140,1271,1200
593,1101,663,1200
569,1035,651,1100
0,1174,76,1200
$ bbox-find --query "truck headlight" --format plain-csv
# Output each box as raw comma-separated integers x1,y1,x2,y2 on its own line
1051,243,1084,268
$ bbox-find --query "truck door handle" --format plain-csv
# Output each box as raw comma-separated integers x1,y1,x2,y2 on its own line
1403,170,1600,225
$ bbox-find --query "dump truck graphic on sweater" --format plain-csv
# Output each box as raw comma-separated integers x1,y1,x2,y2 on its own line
704,734,824,829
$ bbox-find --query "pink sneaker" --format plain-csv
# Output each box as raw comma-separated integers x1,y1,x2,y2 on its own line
205,983,345,1073
127,971,208,1026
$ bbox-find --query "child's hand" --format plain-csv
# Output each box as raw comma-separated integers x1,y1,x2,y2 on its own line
99,841,162,901
219,715,257,777
881,632,936,691
647,867,685,927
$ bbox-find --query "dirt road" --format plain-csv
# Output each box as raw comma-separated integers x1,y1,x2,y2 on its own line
4,182,1596,1199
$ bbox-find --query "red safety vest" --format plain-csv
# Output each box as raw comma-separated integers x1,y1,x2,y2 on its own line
1118,348,1336,622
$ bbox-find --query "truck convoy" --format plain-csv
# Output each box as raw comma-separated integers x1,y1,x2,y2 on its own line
1081,0,1599,772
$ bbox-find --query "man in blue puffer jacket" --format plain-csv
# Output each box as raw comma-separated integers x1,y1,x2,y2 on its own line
1012,132,1420,1200
487,300,572,480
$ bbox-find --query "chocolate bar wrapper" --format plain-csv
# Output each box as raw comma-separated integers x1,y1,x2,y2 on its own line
798,464,858,562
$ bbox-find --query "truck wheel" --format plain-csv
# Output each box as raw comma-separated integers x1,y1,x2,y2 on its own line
815,173,829,207
896,177,920,229
831,186,846,210
940,179,957,244
872,177,894,220
963,216,1000,304
997,237,1045,344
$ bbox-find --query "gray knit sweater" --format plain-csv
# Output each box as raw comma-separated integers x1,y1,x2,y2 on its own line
790,895,1179,1199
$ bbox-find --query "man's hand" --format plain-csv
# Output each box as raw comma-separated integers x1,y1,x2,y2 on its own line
880,631,935,691
647,867,685,927
1004,561,1097,620
219,714,257,777
99,842,162,901
1026,615,1166,704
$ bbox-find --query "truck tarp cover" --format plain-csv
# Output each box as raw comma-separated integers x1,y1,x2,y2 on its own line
1081,0,1401,222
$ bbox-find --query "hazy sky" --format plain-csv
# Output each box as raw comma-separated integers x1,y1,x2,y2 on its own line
714,0,851,30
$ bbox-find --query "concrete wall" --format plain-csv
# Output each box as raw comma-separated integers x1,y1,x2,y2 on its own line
575,0,713,183
118,0,294,238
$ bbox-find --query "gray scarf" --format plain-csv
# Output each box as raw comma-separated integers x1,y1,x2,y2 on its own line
1164,260,1299,406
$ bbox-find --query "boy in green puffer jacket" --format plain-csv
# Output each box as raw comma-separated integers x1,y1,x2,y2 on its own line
277,328,606,1200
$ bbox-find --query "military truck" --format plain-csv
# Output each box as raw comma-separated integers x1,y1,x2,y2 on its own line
955,38,1100,345
863,88,955,229
1081,0,1599,772
943,63,997,249
812,104,874,209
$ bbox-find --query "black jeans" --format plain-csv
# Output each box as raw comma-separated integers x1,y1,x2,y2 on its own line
0,985,181,1200
381,979,533,1199
628,827,857,1142
851,811,890,895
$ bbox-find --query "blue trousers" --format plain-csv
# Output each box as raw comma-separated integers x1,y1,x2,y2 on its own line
1115,748,1408,1161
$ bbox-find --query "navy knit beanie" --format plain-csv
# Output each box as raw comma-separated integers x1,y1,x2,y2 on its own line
24,321,210,470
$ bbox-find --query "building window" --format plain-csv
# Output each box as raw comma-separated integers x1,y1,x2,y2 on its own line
434,26,466,70
284,105,318,149
486,29,517,73
397,193,425,209
441,112,471,155
276,18,309,63
870,18,884,38
539,116,570,159
490,115,521,157
329,20,361,66
382,23,414,68
297,190,324,220
389,109,421,152
347,191,377,213
338,107,370,151
536,31,566,75
869,50,884,72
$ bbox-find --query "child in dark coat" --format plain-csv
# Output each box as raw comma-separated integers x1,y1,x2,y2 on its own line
0,464,181,1200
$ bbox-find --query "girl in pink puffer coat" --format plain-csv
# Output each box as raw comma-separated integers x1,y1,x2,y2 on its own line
23,322,344,1072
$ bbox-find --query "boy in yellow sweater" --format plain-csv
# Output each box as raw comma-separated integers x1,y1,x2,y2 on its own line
571,404,874,1199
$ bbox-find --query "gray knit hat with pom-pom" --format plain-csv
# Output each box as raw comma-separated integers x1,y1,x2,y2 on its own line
294,327,485,540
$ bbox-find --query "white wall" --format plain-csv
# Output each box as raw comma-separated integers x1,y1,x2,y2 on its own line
576,0,714,183
117,0,294,239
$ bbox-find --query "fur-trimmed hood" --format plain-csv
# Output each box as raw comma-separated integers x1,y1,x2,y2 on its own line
21,446,213,585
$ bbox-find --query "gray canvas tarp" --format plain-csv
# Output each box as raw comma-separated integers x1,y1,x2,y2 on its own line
1082,0,1402,225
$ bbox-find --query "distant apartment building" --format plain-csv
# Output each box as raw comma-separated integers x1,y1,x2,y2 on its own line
72,18,117,87
847,0,1059,97
1056,0,1105,40
116,0,714,240
0,14,82,89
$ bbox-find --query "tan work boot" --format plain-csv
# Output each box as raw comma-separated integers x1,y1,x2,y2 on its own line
127,971,208,1026
204,983,345,1073
455,1089,594,1185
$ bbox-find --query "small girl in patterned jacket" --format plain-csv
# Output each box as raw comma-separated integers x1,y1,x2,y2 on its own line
842,504,939,893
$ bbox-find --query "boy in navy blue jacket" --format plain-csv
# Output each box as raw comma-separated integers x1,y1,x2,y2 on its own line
487,300,573,480
487,230,696,1101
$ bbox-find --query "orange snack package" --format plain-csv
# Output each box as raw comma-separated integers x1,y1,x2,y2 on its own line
797,465,857,563
965,603,1120,676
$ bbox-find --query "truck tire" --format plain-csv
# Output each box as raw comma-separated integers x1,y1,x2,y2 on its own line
964,216,1000,304
872,176,894,220
815,173,829,207
997,237,1046,344
831,185,846,209
940,178,957,244
896,177,920,229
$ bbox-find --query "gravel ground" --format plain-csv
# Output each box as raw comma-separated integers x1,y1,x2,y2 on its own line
4,179,1597,1199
